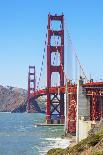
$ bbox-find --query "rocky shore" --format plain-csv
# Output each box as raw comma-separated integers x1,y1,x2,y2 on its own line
47,120,103,155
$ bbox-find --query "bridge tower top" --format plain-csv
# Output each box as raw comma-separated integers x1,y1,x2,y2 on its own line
48,13,64,29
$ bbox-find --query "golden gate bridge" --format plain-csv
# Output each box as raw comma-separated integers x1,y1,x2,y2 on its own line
27,13,103,134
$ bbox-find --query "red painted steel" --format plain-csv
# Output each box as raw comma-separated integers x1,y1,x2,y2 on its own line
33,82,103,132
46,13,64,124
68,83,77,133
27,13,103,133
27,66,36,112
29,80,103,132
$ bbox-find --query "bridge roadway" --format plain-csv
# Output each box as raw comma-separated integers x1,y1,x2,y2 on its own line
30,82,103,99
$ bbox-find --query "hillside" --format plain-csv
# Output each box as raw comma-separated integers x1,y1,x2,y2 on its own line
47,120,103,155
0,85,27,112
0,85,46,113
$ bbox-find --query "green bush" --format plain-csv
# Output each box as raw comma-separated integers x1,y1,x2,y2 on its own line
47,148,64,155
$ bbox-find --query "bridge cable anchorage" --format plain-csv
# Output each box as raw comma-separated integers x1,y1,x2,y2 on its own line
64,20,88,82
36,31,47,90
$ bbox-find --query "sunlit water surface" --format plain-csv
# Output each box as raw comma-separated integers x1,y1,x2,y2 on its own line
0,113,70,155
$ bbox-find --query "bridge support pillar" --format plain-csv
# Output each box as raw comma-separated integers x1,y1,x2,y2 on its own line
27,66,36,112
46,13,65,124
68,84,77,133
90,92,97,121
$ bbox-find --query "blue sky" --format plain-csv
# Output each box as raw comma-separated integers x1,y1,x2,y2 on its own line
0,0,103,89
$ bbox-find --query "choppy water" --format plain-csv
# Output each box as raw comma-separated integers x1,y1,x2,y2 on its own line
0,112,70,155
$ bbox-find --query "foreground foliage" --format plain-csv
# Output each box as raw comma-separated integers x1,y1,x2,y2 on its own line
47,129,103,155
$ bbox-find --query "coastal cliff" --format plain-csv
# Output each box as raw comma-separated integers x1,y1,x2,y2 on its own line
0,85,27,112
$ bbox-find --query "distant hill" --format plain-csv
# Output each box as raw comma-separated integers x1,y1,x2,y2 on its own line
0,85,46,113
0,85,27,112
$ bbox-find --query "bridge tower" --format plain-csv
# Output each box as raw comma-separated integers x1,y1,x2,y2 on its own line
46,13,64,124
27,66,36,112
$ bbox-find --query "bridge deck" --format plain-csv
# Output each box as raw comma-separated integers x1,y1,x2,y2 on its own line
30,82,103,99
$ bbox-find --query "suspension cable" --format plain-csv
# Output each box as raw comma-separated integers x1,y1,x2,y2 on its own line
65,20,88,82
36,31,47,90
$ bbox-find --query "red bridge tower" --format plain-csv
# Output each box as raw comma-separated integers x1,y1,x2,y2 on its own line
46,13,64,124
27,66,36,112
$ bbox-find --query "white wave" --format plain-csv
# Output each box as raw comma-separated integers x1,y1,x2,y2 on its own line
39,137,70,155
53,138,70,148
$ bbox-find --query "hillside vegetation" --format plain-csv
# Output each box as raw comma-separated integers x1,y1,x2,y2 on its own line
47,127,103,155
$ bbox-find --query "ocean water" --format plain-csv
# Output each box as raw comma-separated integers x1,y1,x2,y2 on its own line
0,113,70,155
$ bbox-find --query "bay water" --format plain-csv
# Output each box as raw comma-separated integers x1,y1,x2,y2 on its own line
0,112,70,155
